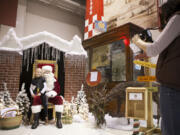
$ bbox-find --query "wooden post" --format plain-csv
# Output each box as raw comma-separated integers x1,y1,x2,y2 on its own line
144,58,154,128
127,59,161,134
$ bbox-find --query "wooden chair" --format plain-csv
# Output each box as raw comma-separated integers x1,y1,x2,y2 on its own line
31,60,58,121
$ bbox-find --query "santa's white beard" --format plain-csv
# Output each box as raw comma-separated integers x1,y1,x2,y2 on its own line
44,73,56,91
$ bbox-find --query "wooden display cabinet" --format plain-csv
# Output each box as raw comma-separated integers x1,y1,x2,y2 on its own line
82,23,144,116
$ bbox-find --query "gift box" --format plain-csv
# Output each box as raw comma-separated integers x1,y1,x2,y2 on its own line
61,115,72,124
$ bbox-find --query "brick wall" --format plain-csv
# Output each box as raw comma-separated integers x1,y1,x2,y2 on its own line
0,51,22,100
64,54,86,101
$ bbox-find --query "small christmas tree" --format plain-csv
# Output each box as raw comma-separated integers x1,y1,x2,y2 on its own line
16,83,30,125
74,84,89,120
71,96,78,115
2,82,17,107
75,84,87,106
0,91,4,103
0,91,5,109
78,103,89,120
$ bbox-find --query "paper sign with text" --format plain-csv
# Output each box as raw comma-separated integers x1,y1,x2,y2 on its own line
134,60,156,68
137,76,156,82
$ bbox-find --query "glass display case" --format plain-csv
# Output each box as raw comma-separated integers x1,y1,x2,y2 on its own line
91,40,126,82
83,23,144,83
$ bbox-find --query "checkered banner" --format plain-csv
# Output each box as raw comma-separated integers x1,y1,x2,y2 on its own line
84,0,104,40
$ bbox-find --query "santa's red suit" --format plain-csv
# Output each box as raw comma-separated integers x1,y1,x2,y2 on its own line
32,79,63,108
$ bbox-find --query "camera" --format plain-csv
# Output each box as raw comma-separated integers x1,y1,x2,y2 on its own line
139,29,153,43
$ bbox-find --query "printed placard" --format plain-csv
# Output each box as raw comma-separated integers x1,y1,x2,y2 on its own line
133,60,156,68
146,87,158,92
90,72,98,82
137,76,156,82
95,20,107,32
129,93,143,100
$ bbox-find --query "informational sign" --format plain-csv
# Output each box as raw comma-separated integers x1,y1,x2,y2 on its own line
146,87,158,92
129,93,143,100
137,76,156,82
126,87,148,120
86,70,101,86
133,60,156,68
90,71,98,82
95,20,107,32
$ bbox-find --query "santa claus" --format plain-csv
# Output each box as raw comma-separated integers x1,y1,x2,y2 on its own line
31,65,63,129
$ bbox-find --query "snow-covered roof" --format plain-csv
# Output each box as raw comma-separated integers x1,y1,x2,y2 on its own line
0,29,87,56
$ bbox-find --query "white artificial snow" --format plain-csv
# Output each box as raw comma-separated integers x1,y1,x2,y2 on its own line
0,29,87,56
67,35,87,56
0,122,132,135
73,114,86,123
72,113,134,131
105,115,132,130
0,28,23,54
0,113,161,135
0,113,133,135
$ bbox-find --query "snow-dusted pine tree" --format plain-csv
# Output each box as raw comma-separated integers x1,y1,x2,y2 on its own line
0,91,4,103
71,96,78,115
16,83,30,115
78,103,89,120
74,84,89,120
2,82,17,107
16,83,30,125
75,84,87,108
0,91,4,109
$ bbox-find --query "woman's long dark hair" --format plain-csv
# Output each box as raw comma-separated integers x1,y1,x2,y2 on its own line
160,0,180,30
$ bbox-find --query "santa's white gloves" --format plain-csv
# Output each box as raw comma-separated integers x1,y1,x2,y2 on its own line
46,91,57,98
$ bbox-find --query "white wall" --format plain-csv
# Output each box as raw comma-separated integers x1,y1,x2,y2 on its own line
0,0,85,41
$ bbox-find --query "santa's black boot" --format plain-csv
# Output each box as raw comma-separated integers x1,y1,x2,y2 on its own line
56,112,62,128
31,113,39,129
